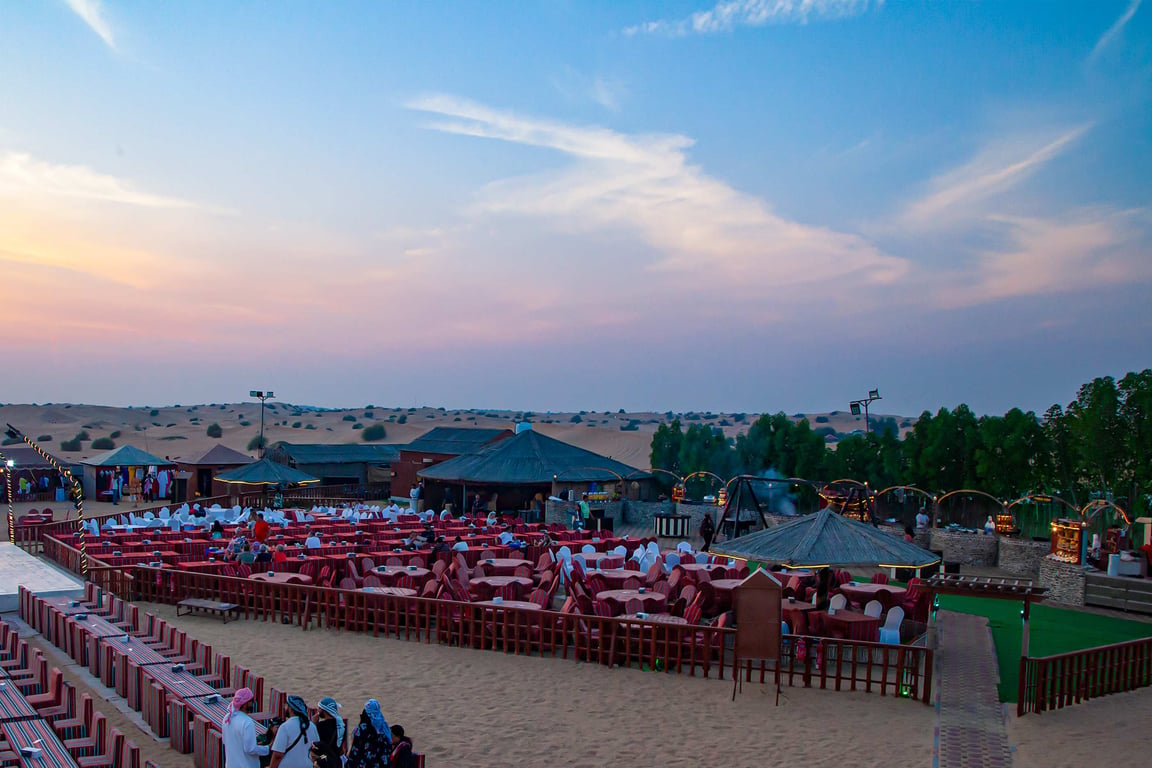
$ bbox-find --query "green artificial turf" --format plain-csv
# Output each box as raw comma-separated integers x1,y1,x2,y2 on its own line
937,594,1152,701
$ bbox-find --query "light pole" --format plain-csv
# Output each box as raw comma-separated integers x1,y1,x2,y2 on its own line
249,390,275,458
5,424,87,573
850,388,882,435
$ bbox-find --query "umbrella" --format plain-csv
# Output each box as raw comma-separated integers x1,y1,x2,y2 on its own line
213,458,319,487
710,508,939,568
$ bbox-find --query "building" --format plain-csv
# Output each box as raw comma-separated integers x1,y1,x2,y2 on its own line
391,427,513,508
0,445,65,503
176,444,256,500
81,445,176,503
265,442,402,489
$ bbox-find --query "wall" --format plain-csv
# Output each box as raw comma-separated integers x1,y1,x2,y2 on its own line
998,538,1050,577
1039,556,1086,606
929,528,999,566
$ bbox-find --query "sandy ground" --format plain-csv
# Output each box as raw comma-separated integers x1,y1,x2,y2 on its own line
0,402,903,470
144,602,934,768
1009,688,1152,768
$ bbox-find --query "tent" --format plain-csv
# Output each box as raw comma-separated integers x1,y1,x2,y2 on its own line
213,458,320,487
81,445,175,502
710,508,940,569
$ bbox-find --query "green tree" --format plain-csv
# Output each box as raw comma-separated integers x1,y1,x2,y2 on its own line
1119,369,1152,514
206,423,223,438
649,419,685,484
1067,377,1126,497
361,424,387,442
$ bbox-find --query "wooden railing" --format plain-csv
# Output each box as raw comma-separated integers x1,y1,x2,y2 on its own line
110,563,932,703
21,495,233,552
41,534,135,597
1018,637,1152,715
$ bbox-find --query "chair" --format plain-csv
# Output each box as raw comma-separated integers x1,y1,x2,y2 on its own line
679,584,697,606
652,580,672,597
644,562,663,586
878,606,904,644
514,565,532,578
863,600,883,618
362,574,382,588
828,594,847,612
695,552,709,564
386,557,403,566
870,573,890,585
621,577,642,591
676,541,693,554
623,598,644,615
581,544,596,555
664,553,681,571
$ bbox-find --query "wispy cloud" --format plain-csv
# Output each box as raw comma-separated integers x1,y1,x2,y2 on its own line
624,0,878,37
64,0,116,50
409,94,907,291
0,152,194,209
1088,0,1143,64
589,77,626,111
896,125,1091,230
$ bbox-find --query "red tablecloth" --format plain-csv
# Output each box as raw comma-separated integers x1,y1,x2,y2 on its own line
249,572,313,585
474,558,532,576
838,583,907,605
596,590,667,612
595,569,647,588
824,610,881,642
361,587,417,597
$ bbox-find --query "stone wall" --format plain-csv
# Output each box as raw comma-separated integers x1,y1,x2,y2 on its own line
929,528,999,566
998,537,1050,577
544,499,678,533
1039,556,1086,606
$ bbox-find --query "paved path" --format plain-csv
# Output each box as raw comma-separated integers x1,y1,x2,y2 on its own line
935,610,1013,768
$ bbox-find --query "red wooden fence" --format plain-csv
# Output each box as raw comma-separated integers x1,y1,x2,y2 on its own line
1018,637,1152,715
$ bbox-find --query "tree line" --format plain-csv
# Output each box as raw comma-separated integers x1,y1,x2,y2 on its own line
649,369,1152,515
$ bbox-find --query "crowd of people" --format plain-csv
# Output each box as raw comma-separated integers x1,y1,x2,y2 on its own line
223,688,416,767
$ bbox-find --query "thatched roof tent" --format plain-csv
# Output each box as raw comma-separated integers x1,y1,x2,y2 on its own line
214,458,319,487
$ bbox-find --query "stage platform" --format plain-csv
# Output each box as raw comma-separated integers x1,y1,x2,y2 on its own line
0,543,84,613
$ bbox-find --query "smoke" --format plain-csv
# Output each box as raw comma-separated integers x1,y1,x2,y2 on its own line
756,468,797,516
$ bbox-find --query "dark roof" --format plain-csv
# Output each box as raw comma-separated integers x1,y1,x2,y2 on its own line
214,458,319,486
0,444,62,470
710,508,940,568
417,428,648,485
269,443,402,465
181,445,255,466
402,427,512,456
83,445,173,467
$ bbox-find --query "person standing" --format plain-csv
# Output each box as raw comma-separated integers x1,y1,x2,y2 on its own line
345,700,392,768
269,696,318,768
700,513,715,552
253,513,270,543
221,688,268,768
409,484,420,513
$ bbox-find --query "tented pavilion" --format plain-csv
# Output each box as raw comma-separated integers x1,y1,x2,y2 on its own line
177,444,255,499
81,445,175,503
417,426,651,513
710,508,941,573
214,458,319,508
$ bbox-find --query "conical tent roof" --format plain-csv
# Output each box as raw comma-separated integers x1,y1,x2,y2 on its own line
213,458,319,486
182,445,256,466
418,428,647,485
710,508,940,568
83,445,173,467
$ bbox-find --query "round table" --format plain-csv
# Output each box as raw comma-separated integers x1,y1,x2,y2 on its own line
621,613,686,624
708,578,744,610
474,558,532,576
838,583,907,605
595,569,647,589
675,563,727,580
470,576,533,599
596,590,667,612
249,572,313,585
375,566,432,583
361,587,417,597
476,600,541,610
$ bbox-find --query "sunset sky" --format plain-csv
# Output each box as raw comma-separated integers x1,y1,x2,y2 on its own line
1,1,1149,415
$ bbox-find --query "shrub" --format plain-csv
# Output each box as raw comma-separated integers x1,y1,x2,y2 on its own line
353,423,364,430
361,424,387,442
75,430,90,441
165,423,176,428
239,421,250,427
36,434,52,442
206,423,223,438
292,421,302,428
151,422,161,427
342,414,356,422
397,415,407,424
453,417,462,421
570,414,582,423
110,431,121,438
91,437,115,449
149,409,159,417
815,416,830,423
1,437,20,446
60,439,82,452
247,436,266,451
305,424,317,430
363,411,374,419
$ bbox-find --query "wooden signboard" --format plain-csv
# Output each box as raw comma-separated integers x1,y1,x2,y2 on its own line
732,568,783,701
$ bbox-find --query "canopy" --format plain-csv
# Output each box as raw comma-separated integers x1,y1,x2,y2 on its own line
181,445,255,466
83,445,173,467
417,428,647,485
710,508,940,568
213,458,319,487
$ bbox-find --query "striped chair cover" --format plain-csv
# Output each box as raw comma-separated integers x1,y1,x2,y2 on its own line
168,699,192,753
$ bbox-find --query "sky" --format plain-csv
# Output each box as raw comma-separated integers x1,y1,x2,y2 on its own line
1,0,1150,417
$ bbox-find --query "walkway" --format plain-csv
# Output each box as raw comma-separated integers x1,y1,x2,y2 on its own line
935,610,1013,768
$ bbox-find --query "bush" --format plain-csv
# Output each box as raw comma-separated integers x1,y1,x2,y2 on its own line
292,421,302,428
1,437,20,446
397,415,407,424
149,409,159,417
75,430,90,441
305,423,317,430
342,414,356,422
815,416,830,423
240,421,251,427
363,411,374,419
247,436,266,451
110,430,121,438
206,423,223,438
91,437,115,449
36,434,52,442
361,424,387,442
570,414,582,423
60,439,82,452
353,423,364,430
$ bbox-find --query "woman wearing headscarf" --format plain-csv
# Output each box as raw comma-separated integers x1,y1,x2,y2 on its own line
313,697,345,753
345,699,392,768
221,688,268,768
269,695,319,768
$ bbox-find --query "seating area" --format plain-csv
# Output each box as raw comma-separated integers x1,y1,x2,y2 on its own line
19,584,423,768
0,615,147,768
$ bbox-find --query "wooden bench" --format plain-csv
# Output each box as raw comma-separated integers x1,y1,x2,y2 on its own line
176,599,239,624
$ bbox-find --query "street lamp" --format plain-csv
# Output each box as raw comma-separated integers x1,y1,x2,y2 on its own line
249,390,275,458
849,388,882,435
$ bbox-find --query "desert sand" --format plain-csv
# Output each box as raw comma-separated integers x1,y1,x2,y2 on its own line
0,402,907,471
1009,688,1152,768
144,602,934,768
